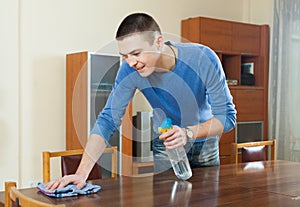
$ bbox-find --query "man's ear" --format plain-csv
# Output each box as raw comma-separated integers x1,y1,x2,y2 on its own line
155,35,164,50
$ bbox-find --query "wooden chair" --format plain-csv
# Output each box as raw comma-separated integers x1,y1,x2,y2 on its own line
231,140,276,164
42,146,117,182
4,182,65,207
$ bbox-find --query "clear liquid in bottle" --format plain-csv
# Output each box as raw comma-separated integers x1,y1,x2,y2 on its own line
168,147,192,180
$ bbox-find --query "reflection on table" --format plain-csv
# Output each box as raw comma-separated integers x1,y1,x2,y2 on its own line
9,160,300,206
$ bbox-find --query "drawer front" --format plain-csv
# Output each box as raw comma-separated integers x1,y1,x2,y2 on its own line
232,89,264,121
232,23,260,54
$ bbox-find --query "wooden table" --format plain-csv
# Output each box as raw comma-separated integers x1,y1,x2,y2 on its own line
7,160,300,206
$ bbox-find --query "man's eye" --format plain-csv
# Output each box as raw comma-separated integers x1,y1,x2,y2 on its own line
122,52,141,60
132,52,140,56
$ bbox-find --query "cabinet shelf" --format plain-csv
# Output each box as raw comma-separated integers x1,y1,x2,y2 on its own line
228,86,264,90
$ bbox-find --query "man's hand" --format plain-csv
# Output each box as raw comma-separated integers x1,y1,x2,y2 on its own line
159,125,187,149
45,174,86,191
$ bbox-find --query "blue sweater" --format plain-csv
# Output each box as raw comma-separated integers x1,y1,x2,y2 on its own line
91,42,236,142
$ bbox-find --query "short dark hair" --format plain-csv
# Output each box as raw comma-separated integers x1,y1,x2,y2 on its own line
115,13,161,42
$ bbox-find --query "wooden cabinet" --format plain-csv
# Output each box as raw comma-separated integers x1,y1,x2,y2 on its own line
182,16,269,164
66,51,135,175
66,52,122,150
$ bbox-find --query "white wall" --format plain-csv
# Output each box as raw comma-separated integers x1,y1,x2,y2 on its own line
0,0,20,189
0,0,274,190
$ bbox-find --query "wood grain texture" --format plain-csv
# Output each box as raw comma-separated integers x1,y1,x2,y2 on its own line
8,160,300,207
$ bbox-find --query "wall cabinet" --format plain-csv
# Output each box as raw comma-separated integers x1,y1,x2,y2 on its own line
182,16,270,164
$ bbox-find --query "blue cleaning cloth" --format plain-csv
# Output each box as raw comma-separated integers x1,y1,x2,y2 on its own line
37,183,101,198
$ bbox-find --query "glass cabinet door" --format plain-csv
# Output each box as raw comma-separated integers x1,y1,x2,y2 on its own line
89,54,121,177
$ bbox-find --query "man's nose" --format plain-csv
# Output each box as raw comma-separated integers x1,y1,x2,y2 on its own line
126,55,137,67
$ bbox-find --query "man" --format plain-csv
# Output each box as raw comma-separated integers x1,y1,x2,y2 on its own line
46,12,236,190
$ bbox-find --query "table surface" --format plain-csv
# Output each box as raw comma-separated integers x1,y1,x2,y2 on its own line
9,160,300,207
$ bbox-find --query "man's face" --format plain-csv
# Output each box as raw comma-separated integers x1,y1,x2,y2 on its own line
118,33,162,77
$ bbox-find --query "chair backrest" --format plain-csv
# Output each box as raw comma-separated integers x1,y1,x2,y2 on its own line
61,153,102,180
42,146,117,182
231,140,276,164
5,182,65,207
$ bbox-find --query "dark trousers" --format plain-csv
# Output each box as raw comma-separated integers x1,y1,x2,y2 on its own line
152,137,220,173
